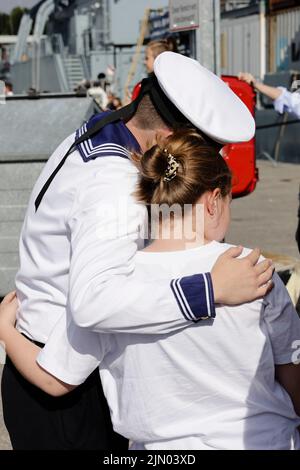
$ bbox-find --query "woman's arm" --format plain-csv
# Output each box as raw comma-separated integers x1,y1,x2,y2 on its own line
238,72,282,100
253,81,282,101
0,293,76,397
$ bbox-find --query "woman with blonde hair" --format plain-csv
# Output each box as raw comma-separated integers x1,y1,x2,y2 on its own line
132,38,178,101
144,38,178,74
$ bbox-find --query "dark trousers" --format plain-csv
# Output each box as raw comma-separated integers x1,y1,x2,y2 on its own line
1,354,128,450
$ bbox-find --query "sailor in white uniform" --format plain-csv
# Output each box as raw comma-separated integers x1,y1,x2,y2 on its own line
1,52,271,450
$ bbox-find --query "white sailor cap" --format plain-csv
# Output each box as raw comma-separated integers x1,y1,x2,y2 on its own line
154,52,255,144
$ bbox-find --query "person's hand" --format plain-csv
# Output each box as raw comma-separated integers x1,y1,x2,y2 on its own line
238,72,256,87
211,247,274,305
0,292,18,330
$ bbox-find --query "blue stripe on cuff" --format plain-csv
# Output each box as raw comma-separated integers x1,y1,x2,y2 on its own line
171,273,216,322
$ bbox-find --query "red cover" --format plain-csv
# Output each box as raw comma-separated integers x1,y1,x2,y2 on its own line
221,75,258,198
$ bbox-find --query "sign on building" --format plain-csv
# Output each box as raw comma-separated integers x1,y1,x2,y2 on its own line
269,0,299,11
169,0,199,32
147,8,170,40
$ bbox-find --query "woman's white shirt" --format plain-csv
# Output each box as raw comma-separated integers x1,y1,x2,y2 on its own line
274,87,300,118
38,241,300,450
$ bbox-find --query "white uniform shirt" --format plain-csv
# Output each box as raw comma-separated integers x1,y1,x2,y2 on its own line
16,113,214,343
274,87,300,118
38,241,300,450
88,87,109,110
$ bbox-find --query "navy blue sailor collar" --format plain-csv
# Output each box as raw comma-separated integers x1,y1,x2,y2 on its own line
75,111,141,162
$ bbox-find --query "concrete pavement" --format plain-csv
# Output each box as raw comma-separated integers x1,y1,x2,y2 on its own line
227,160,300,261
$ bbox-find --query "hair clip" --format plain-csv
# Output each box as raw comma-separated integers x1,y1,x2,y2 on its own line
163,150,179,182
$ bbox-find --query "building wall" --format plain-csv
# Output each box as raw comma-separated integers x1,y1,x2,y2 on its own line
11,56,62,93
221,14,261,77
0,96,97,296
269,7,300,73
221,6,300,78
269,0,300,11
0,163,42,296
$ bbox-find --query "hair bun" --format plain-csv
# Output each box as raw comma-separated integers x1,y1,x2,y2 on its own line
134,129,231,207
140,144,171,184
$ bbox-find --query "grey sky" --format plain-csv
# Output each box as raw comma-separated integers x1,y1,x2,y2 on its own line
0,1,37,13
0,0,169,15
0,0,170,44
111,0,168,44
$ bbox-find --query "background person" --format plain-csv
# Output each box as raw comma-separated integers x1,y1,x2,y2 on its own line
132,38,178,101
144,38,178,75
4,82,13,96
87,80,109,110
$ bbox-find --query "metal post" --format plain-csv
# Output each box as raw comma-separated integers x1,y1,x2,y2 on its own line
259,0,266,80
195,0,221,74
213,0,221,76
36,39,41,92
106,0,111,45
31,40,36,90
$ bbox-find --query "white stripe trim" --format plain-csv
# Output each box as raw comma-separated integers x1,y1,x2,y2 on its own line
77,123,132,159
86,138,131,154
83,138,92,158
77,125,84,140
81,144,130,160
81,138,130,160
171,280,193,321
86,140,131,156
78,124,85,137
83,123,130,153
203,273,211,317
85,145,130,158
175,278,195,321
83,122,131,155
